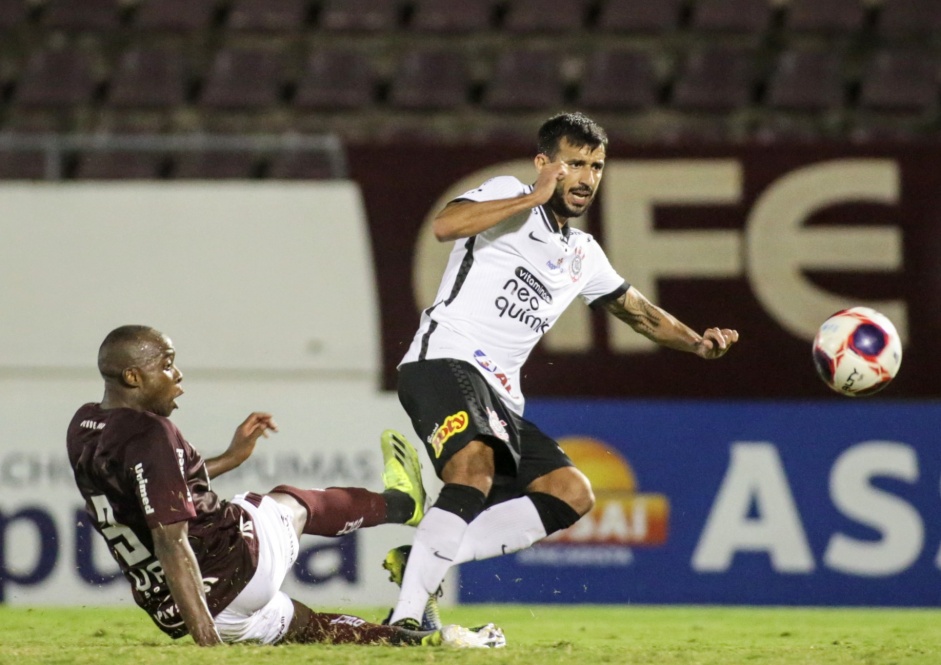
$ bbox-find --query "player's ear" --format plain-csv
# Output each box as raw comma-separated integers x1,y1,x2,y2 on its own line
534,153,550,170
122,367,141,388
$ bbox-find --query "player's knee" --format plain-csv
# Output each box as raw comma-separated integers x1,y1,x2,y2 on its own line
568,473,595,516
527,491,583,536
434,483,488,523
528,467,595,516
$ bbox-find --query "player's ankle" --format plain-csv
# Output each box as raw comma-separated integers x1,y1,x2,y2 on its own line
382,489,415,524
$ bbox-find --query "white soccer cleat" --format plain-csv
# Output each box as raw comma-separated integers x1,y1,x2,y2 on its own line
441,623,507,649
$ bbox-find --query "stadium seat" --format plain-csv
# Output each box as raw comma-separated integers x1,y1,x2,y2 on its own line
134,0,218,32
1,109,69,133
671,46,755,112
388,49,470,110
751,115,835,144
267,150,337,179
858,48,939,113
501,0,589,33
13,47,98,108
577,49,658,111
655,118,738,144
318,0,401,32
0,151,48,179
849,121,921,144
595,0,683,33
409,0,492,33
226,0,308,33
481,49,564,111
0,0,25,31
73,151,165,179
42,0,120,32
690,0,772,37
171,150,258,178
877,0,941,43
766,48,844,111
784,0,866,37
199,47,283,109
293,48,376,110
107,47,187,109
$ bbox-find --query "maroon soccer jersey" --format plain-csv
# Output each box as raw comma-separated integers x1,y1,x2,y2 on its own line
67,403,260,638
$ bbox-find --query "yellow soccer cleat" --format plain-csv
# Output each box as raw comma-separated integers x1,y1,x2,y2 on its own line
380,429,426,527
382,545,443,631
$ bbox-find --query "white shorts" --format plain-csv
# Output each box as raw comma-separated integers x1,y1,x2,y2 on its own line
214,493,301,644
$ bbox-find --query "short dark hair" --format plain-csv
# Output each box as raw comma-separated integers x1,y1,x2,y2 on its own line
537,112,608,158
98,324,160,379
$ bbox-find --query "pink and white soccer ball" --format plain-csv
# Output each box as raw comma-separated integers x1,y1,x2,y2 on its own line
812,307,902,396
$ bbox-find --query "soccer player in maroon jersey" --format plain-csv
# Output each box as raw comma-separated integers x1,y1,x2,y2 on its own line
67,325,504,648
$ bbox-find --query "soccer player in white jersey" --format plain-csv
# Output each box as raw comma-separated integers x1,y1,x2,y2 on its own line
385,112,739,630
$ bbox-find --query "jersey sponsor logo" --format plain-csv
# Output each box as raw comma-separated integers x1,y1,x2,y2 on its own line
239,514,254,539
336,517,364,535
176,448,193,502
134,463,155,515
569,246,584,282
474,349,497,372
486,407,510,442
79,419,105,430
473,350,514,394
546,258,565,273
495,275,553,334
154,602,185,628
514,266,553,303
528,231,547,244
428,410,469,458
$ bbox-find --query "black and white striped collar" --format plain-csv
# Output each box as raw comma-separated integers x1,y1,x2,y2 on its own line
536,203,571,241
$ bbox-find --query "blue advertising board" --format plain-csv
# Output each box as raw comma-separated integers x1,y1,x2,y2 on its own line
458,399,941,606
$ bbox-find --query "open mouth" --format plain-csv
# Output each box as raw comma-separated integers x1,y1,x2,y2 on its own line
570,189,592,205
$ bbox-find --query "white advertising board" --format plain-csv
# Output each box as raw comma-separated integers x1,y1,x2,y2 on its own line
0,183,449,612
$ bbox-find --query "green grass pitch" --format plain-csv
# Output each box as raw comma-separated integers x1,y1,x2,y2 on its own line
3,604,941,665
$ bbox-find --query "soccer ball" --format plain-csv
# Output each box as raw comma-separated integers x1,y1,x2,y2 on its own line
812,307,902,396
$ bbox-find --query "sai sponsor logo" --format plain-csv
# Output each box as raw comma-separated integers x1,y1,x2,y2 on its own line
518,437,669,567
428,411,469,458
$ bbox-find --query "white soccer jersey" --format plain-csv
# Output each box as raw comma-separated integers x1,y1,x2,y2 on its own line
401,175,629,415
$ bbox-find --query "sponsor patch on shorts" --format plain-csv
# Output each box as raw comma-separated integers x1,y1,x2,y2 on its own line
428,410,469,458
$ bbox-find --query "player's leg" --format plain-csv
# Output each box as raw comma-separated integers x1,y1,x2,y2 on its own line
388,441,493,625
282,599,505,648
451,420,593,563
388,359,520,627
265,430,426,538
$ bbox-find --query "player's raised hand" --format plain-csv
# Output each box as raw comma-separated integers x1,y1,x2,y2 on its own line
233,411,278,447
228,412,278,462
205,412,278,479
696,328,740,359
532,160,567,205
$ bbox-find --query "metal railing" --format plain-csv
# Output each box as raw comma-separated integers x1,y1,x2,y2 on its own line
0,132,348,180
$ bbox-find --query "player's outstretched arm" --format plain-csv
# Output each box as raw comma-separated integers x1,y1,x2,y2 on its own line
602,286,739,359
205,412,278,479
151,520,223,646
432,163,565,241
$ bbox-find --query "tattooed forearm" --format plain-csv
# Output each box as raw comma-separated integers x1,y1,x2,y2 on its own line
605,292,663,339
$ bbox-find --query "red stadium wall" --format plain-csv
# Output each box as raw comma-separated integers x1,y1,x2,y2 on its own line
348,143,941,399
